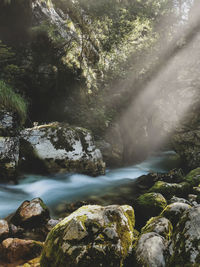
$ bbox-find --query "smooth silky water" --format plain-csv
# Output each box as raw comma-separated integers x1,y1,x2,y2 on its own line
0,151,179,218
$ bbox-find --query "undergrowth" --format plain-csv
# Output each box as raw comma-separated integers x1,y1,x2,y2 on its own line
0,80,27,124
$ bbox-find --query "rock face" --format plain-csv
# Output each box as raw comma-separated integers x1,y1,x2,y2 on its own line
0,136,19,181
172,129,200,171
135,232,168,267
11,198,50,228
0,110,20,181
168,205,200,266
0,110,18,136
96,123,124,167
0,238,43,263
20,122,105,176
40,205,136,267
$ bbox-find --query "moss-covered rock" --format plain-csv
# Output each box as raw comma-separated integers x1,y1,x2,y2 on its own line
135,232,168,267
141,216,173,241
40,205,136,267
161,202,191,226
135,193,167,227
20,122,105,176
167,205,200,266
184,167,200,186
148,181,191,199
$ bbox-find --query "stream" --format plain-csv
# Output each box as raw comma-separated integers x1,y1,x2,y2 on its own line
0,151,179,218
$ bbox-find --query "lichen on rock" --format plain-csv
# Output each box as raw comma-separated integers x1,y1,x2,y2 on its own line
141,216,173,241
20,122,105,176
135,192,167,227
148,180,191,199
167,205,200,266
0,136,19,181
40,204,136,267
161,202,191,226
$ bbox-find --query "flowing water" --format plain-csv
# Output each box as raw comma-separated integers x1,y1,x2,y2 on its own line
0,151,179,218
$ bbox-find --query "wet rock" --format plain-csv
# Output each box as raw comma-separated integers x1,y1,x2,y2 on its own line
148,181,191,200
141,216,173,241
135,193,167,228
0,219,9,241
135,232,168,267
20,122,105,176
161,202,191,226
168,205,200,266
40,205,136,267
0,238,43,263
0,136,19,181
11,198,50,228
134,168,184,193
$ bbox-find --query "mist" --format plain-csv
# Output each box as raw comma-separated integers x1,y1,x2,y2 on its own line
106,0,200,162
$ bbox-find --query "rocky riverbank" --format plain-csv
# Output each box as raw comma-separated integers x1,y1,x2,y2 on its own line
0,167,199,266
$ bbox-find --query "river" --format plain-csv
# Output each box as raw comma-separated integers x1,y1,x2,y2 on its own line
0,151,179,218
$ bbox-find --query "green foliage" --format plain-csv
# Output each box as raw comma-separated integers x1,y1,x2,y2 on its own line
0,80,27,124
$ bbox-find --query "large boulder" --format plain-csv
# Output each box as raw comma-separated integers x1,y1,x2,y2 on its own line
168,205,200,266
0,136,19,181
135,232,168,267
40,205,136,267
20,122,105,176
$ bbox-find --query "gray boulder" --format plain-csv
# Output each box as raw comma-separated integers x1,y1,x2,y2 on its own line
40,205,136,267
135,232,168,267
161,202,191,226
168,205,200,266
20,122,105,176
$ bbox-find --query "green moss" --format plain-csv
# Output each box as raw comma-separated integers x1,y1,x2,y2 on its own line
161,203,191,227
148,181,191,199
184,167,200,186
0,80,27,125
41,205,136,267
141,216,173,240
137,192,167,212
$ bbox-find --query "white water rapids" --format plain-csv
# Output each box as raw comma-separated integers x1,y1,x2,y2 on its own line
0,151,179,218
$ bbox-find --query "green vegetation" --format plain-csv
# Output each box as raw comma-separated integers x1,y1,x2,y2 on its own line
0,80,27,124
